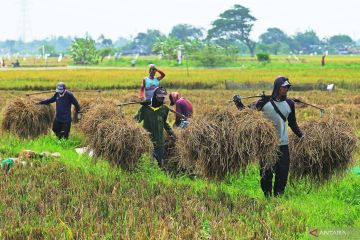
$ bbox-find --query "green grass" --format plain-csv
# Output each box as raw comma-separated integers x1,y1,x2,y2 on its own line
0,133,359,239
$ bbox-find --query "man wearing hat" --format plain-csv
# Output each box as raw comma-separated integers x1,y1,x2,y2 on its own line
233,76,303,197
256,76,303,197
135,86,176,167
39,82,81,139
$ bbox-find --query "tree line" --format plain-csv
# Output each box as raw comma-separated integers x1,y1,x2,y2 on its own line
0,4,359,61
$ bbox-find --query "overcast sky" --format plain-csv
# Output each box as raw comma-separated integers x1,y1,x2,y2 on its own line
1,0,360,41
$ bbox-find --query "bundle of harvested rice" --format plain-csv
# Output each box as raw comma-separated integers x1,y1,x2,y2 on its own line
2,98,54,139
72,98,93,123
80,103,122,138
164,132,176,160
289,117,358,185
89,117,153,170
176,108,278,179
354,96,360,105
163,129,184,173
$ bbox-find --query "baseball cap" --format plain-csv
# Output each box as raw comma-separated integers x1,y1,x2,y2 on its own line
154,86,167,97
56,82,65,93
281,80,291,87
275,76,291,88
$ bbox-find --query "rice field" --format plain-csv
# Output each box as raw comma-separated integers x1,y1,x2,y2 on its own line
0,57,359,239
0,55,359,90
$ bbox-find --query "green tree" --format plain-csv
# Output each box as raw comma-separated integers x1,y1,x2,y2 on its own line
183,39,203,55
169,24,203,41
133,29,163,55
259,28,290,54
293,30,321,53
209,39,240,61
97,34,113,48
152,37,182,60
256,52,270,62
191,43,227,67
207,4,257,56
69,36,98,65
113,37,131,49
98,47,114,62
328,34,354,50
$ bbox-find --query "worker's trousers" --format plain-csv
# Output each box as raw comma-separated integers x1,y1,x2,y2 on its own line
52,120,71,140
153,145,165,167
260,145,290,197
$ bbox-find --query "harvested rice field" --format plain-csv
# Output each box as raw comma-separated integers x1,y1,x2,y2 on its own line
0,62,359,239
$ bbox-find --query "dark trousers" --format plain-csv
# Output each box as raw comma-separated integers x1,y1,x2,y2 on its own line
52,120,71,139
153,145,165,167
260,145,290,197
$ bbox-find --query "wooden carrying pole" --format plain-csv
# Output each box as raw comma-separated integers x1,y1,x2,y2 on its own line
117,101,188,120
26,90,102,97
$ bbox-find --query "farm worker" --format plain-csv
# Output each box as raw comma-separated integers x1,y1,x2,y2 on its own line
233,76,303,197
135,86,176,167
12,59,20,67
169,92,193,128
38,82,81,140
1,158,14,175
321,53,326,66
139,64,166,101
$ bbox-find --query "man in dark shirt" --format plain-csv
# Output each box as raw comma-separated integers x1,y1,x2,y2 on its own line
39,82,81,139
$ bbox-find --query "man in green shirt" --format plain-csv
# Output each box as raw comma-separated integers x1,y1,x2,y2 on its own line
135,87,176,167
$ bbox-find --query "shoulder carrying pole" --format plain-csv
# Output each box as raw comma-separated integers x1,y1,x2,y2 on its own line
167,107,188,120
230,92,325,117
26,89,102,97
117,101,188,120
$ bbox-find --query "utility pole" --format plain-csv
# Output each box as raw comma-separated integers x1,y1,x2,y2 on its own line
17,0,31,47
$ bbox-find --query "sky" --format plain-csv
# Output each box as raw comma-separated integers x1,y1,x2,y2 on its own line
1,0,360,41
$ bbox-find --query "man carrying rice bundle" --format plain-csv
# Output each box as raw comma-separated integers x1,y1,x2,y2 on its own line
135,86,176,167
234,76,303,197
38,82,81,140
